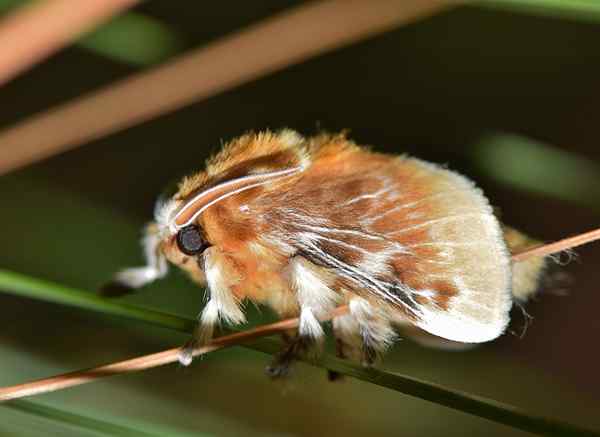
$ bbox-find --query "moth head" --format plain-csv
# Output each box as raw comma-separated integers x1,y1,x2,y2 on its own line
111,130,309,290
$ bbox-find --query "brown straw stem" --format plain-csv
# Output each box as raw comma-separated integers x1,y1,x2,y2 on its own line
0,226,598,402
0,306,348,402
511,227,600,262
0,0,452,176
0,0,139,86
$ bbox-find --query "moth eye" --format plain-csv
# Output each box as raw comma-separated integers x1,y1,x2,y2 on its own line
176,225,208,256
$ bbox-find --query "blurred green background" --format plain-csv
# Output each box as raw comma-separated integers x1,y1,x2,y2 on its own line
1,1,600,436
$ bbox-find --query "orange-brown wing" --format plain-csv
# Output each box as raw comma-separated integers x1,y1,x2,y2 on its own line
263,147,512,343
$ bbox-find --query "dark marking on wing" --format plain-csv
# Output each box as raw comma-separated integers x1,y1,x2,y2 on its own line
296,243,423,320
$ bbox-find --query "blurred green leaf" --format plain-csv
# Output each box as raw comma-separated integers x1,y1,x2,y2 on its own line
0,1,182,67
0,270,598,437
475,0,600,23
0,0,20,13
79,12,183,67
471,133,600,209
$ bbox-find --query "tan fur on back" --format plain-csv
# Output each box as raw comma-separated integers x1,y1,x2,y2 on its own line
170,131,513,344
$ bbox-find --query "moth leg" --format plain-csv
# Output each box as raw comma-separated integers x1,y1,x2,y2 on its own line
267,257,338,378
332,310,363,365
265,311,323,379
104,222,168,296
333,297,396,367
326,336,350,382
178,247,245,366
265,330,315,378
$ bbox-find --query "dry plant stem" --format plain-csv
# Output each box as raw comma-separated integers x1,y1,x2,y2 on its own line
0,230,597,402
0,0,453,175
0,306,349,402
0,0,139,86
0,228,597,404
511,227,600,262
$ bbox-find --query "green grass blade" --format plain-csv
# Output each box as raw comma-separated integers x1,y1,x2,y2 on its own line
0,269,193,332
320,357,600,437
4,400,176,437
0,269,598,436
475,0,600,23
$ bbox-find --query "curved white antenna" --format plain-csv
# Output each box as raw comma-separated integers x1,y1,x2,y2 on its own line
170,166,303,232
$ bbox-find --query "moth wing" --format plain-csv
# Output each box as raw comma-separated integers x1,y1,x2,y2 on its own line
268,148,512,343
379,159,513,343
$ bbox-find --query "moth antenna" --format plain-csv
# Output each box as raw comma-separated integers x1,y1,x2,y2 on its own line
172,166,304,230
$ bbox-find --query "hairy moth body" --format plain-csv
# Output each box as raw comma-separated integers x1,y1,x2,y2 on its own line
114,130,546,370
